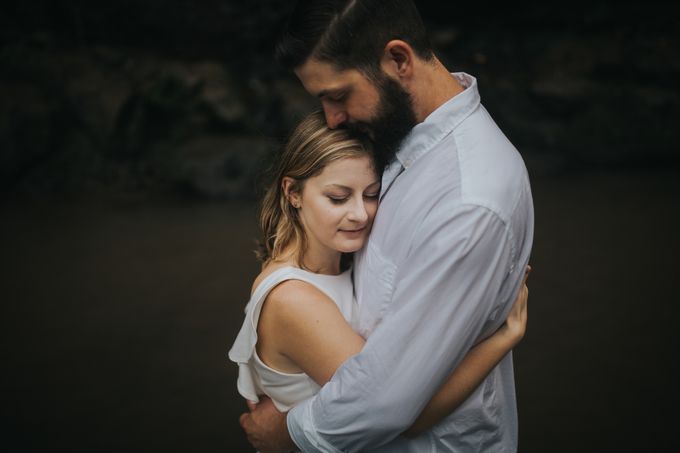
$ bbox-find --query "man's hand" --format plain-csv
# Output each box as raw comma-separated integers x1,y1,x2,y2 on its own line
239,396,296,452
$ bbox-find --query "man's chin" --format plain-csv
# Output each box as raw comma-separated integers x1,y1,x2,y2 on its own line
348,123,374,140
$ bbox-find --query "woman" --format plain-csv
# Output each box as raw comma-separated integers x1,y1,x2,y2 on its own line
229,110,529,441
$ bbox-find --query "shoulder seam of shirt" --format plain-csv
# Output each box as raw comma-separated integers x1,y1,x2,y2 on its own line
408,199,511,259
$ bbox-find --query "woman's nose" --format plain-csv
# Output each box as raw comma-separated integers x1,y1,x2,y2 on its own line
347,198,369,223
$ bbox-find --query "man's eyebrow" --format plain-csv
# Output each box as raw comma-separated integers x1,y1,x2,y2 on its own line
317,87,346,99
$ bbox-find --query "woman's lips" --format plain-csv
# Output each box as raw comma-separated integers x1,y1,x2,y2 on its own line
339,226,366,236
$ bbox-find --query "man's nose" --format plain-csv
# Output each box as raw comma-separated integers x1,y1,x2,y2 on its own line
322,104,347,129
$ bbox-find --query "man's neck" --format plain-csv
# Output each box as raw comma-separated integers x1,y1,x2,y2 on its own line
412,58,465,123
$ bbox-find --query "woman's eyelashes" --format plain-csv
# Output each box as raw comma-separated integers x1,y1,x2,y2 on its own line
326,192,380,204
328,196,348,204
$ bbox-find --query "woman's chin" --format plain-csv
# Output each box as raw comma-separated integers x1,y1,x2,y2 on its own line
335,239,366,254
334,227,372,253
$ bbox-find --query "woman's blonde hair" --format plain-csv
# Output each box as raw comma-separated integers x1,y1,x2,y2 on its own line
257,110,373,267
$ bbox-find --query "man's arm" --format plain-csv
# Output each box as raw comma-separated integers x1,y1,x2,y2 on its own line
288,204,525,452
402,272,529,437
240,264,530,452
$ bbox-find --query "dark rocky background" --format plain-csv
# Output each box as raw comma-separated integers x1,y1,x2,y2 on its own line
1,1,679,452
2,0,678,199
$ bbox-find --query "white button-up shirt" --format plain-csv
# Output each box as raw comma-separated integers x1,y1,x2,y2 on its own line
288,73,534,452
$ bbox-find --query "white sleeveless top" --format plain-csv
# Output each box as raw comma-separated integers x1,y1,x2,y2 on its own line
228,266,356,412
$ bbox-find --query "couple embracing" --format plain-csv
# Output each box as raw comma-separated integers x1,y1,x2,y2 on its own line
229,1,534,451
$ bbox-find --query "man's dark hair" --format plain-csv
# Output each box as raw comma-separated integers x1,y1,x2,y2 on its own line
276,0,434,79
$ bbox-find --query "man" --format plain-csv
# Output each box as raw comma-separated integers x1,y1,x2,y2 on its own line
240,1,534,451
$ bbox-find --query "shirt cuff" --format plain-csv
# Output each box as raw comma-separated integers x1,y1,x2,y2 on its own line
287,398,343,453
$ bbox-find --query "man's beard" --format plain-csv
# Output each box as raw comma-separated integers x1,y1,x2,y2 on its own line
348,74,418,173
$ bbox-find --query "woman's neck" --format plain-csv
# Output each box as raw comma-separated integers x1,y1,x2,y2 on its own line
280,243,342,275
301,254,342,275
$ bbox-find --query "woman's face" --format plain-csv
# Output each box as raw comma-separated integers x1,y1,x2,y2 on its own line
294,155,380,257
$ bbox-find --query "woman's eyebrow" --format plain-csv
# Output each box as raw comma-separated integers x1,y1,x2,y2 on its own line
324,181,381,190
323,184,352,190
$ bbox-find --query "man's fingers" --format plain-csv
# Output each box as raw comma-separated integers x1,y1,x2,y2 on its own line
239,412,249,429
240,413,261,449
246,433,259,448
246,399,257,412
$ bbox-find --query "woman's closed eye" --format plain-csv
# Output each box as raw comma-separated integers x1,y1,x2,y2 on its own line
326,191,350,204
327,193,378,205
328,196,349,204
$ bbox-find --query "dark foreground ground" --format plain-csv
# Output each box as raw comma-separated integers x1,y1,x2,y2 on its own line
1,168,679,452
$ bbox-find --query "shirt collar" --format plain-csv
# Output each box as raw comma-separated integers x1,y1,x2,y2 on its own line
396,72,480,169
380,72,480,197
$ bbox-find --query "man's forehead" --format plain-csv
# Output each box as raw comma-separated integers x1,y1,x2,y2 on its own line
295,59,360,95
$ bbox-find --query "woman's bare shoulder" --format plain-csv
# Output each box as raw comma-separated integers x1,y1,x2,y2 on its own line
255,266,342,361
250,260,294,295
265,278,336,321
252,261,334,311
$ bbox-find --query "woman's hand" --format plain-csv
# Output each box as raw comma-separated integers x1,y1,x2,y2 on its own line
499,265,531,346
402,265,533,438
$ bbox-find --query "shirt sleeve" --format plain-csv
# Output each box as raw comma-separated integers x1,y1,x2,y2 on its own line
288,203,518,452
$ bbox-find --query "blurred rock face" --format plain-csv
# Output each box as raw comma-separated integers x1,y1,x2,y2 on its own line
1,1,678,198
0,42,316,198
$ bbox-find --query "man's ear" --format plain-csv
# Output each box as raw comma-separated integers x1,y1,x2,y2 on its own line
380,40,415,80
282,177,301,208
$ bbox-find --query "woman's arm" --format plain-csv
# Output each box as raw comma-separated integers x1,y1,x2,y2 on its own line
257,279,366,385
403,279,529,437
259,270,529,434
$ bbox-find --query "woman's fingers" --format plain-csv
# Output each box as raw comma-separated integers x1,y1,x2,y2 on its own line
505,283,529,340
508,284,527,318
523,265,532,285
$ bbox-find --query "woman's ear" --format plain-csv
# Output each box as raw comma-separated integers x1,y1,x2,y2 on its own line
282,177,301,208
